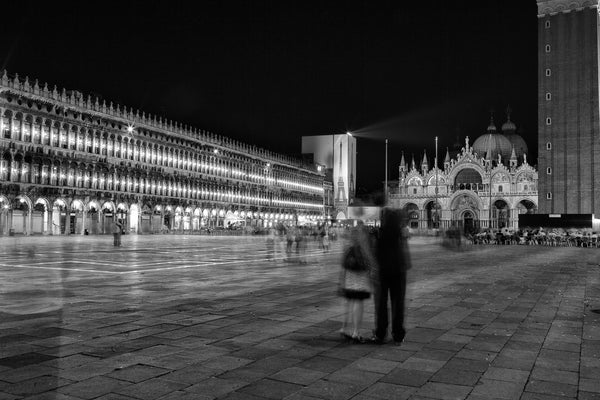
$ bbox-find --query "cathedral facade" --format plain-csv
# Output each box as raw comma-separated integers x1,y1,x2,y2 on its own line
389,114,538,232
0,71,328,236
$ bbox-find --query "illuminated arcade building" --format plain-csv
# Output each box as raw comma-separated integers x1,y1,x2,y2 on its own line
0,71,326,235
389,112,538,232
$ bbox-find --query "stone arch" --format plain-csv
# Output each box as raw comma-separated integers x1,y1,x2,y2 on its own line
454,167,483,191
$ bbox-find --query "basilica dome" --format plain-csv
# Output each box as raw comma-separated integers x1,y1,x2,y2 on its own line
472,119,513,163
500,110,528,160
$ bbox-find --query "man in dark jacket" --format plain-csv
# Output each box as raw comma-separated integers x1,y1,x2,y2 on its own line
371,207,411,344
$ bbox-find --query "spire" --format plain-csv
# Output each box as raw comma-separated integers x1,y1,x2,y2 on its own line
421,149,428,172
411,154,416,170
509,145,518,169
399,151,406,175
444,147,450,163
506,105,512,122
487,109,497,133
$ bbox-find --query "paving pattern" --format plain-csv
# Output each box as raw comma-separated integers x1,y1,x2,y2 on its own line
0,234,599,399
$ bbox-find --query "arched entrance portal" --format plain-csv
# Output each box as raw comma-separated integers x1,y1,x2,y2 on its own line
129,204,139,234
32,199,49,235
405,203,419,229
87,202,100,234
0,196,9,235
70,200,84,234
52,199,68,235
517,199,536,215
463,210,475,234
493,200,509,229
425,201,441,229
12,197,31,235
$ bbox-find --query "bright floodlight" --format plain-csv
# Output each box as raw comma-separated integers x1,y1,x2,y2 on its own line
127,125,135,133
213,149,219,154
346,131,352,136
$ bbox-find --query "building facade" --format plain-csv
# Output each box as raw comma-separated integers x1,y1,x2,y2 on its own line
0,71,327,235
537,0,600,215
301,134,356,220
389,115,538,232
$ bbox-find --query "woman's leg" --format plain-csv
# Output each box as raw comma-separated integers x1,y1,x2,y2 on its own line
352,299,364,337
341,299,351,334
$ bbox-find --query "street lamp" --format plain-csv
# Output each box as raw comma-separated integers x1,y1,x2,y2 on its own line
384,138,388,205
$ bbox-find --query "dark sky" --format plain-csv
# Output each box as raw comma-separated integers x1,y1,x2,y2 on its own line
0,1,538,193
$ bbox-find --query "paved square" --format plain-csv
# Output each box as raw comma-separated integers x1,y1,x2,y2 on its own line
1,235,599,399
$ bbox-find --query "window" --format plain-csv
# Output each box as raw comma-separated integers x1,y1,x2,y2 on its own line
413,188,417,194
545,45,551,53
546,117,552,125
546,142,552,150
546,192,552,200
498,185,503,193
546,93,551,101
545,20,550,29
547,167,552,174
546,68,551,76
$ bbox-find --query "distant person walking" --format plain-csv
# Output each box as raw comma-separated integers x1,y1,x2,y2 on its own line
371,207,411,344
265,229,276,261
113,221,123,247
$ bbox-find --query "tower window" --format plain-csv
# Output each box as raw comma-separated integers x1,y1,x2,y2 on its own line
545,20,550,28
413,188,417,194
498,185,503,193
546,93,551,101
546,142,552,150
546,117,552,125
545,45,551,53
546,192,552,200
546,69,551,76
547,167,552,175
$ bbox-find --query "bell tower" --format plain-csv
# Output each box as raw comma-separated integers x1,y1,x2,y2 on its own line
537,0,600,215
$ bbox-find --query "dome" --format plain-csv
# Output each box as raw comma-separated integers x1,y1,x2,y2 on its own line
472,132,513,163
499,107,528,160
503,132,528,160
501,120,517,132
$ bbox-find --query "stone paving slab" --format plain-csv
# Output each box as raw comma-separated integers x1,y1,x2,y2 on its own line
0,235,599,399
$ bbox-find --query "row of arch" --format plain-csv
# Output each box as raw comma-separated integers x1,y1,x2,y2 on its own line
0,152,323,209
404,167,537,195
1,109,323,193
0,195,324,236
400,196,538,232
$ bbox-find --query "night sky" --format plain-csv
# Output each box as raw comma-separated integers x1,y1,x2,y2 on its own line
0,1,538,194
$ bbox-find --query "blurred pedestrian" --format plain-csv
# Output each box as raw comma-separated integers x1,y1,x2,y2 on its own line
285,227,295,256
113,221,123,247
265,228,276,261
338,222,375,343
371,207,411,344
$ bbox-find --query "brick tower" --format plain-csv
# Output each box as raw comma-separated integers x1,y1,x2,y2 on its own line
537,0,600,215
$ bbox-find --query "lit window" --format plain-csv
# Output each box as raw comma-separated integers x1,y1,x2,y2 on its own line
547,167,552,175
546,142,552,150
546,93,551,101
546,117,552,125
546,192,552,200
546,69,551,76
545,45,551,53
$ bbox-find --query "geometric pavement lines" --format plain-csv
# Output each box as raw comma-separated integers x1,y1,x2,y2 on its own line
0,249,343,275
